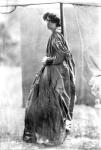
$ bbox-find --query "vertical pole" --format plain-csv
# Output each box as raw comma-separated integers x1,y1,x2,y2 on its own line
60,3,64,36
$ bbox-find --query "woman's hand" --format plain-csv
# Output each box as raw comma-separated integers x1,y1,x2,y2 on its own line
42,56,56,65
42,56,51,65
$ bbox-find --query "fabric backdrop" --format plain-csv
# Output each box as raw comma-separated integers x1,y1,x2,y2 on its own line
0,4,101,106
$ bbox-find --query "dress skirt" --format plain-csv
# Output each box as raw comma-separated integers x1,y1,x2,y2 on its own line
23,61,75,144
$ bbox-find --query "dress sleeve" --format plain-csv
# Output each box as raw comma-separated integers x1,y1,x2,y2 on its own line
52,33,71,65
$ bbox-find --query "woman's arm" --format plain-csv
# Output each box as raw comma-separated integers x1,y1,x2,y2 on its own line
51,33,71,65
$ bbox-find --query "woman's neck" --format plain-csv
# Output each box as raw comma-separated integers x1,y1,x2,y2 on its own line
51,27,61,34
51,28,57,33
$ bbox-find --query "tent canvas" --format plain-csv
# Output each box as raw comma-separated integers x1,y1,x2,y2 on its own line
0,1,101,107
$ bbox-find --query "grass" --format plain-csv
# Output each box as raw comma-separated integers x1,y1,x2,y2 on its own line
0,106,101,150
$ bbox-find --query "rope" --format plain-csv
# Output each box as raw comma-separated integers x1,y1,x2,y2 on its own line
0,2,101,14
0,2,101,7
0,6,16,14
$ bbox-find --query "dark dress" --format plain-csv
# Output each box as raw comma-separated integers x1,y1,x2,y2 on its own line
23,31,76,144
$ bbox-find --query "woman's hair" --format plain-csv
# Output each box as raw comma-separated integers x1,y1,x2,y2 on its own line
43,12,61,27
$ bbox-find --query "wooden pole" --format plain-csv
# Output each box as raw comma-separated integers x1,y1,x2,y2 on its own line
60,2,64,36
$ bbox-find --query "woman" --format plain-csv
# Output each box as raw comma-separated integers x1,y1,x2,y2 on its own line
23,12,76,145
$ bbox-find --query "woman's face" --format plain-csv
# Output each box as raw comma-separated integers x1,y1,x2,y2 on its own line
46,17,57,31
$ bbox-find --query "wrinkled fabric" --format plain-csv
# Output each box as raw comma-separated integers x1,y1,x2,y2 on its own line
23,31,76,144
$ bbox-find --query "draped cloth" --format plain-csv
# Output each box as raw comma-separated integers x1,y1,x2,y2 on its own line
23,31,76,144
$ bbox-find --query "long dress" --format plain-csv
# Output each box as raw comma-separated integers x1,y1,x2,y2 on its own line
23,31,76,145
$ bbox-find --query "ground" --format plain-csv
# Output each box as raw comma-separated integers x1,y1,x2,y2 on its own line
0,105,101,150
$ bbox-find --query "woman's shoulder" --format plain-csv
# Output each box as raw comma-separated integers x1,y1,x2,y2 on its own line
52,31,63,41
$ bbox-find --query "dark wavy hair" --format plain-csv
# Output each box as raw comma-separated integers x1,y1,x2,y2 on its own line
43,12,61,27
